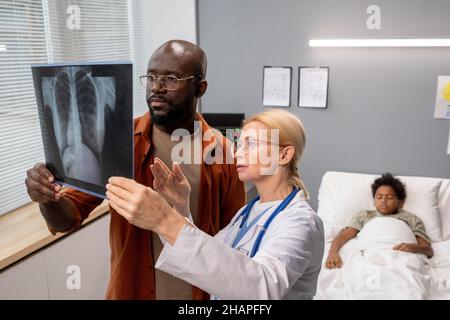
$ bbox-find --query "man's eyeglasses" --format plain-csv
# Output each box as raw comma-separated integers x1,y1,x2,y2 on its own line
139,73,200,91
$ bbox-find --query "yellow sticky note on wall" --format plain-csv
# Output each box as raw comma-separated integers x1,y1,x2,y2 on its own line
434,76,450,119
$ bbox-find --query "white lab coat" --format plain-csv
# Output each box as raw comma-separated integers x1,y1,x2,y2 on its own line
155,190,324,300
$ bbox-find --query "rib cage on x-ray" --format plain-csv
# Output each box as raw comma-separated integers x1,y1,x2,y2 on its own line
42,67,116,185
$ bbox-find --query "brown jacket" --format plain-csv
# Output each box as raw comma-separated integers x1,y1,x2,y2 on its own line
57,112,246,299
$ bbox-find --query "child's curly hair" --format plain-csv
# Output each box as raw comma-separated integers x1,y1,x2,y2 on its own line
371,173,406,201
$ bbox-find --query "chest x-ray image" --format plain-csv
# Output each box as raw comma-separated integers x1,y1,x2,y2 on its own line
32,63,133,198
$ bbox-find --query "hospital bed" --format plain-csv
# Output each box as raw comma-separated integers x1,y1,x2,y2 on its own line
315,171,450,299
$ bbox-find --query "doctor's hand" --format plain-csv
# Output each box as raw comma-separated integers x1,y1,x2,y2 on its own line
325,251,343,269
150,158,191,217
106,177,187,245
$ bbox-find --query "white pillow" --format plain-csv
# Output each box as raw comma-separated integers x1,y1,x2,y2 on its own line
334,174,376,226
317,172,443,242
318,172,375,241
400,177,442,242
439,180,450,240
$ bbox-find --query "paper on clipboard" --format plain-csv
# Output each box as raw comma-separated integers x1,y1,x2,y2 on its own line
299,67,328,108
262,67,291,107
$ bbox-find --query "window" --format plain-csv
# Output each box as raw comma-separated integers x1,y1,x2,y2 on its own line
0,0,153,215
0,0,48,215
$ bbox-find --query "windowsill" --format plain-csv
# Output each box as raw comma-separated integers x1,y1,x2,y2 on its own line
0,200,109,271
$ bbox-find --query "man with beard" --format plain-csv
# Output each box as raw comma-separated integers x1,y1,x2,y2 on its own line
24,40,246,300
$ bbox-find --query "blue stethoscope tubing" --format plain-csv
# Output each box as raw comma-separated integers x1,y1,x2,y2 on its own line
231,187,299,257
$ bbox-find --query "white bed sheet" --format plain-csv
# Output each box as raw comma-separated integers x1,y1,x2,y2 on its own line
316,235,450,300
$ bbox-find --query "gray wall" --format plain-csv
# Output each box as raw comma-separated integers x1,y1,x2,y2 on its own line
198,0,450,209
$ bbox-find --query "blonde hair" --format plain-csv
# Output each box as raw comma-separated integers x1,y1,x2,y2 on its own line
243,109,309,199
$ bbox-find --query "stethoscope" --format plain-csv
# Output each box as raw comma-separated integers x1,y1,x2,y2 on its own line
230,187,299,258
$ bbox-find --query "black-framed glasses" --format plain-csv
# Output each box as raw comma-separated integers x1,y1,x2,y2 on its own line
139,73,200,91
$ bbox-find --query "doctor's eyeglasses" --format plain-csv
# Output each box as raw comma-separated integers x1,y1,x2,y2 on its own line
236,137,283,153
139,73,200,91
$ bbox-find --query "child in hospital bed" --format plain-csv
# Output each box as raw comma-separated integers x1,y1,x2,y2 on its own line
325,173,434,269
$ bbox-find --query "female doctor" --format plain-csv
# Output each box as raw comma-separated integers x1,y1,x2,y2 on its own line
106,109,324,299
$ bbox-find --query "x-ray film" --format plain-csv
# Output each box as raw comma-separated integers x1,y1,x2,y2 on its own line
32,62,133,198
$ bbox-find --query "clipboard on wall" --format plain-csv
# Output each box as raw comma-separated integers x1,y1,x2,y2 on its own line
298,66,329,108
262,66,292,107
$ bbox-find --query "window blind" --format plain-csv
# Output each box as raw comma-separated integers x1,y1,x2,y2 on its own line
0,0,48,214
128,0,153,117
43,0,131,62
